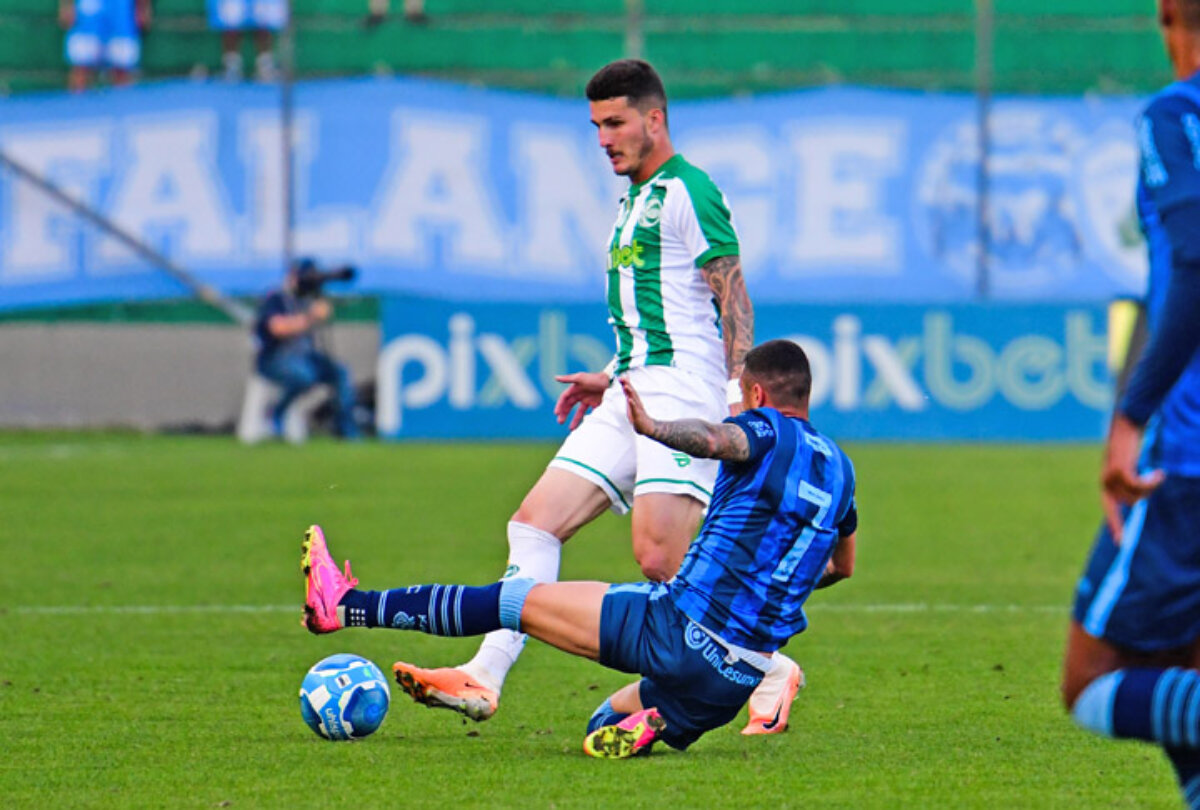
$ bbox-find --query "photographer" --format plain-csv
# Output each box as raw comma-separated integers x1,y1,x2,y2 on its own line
253,258,360,440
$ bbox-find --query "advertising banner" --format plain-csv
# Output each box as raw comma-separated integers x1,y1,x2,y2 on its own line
0,78,1145,310
377,298,1110,441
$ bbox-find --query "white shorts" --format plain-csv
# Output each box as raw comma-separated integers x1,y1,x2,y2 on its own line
548,365,725,515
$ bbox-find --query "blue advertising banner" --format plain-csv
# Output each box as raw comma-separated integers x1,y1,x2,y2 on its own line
377,298,1111,441
0,78,1146,311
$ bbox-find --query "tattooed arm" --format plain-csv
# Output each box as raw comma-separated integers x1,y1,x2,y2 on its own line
619,377,750,462
700,254,754,383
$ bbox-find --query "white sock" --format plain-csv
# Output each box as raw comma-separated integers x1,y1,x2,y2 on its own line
460,521,561,693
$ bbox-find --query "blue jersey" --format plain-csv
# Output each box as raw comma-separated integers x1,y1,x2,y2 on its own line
668,408,857,652
254,290,313,360
1126,75,1200,476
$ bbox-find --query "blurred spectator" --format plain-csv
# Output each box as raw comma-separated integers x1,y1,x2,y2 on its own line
366,0,425,26
207,0,287,82
253,259,361,440
59,0,151,92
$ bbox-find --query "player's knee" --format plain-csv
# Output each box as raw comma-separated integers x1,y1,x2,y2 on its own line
1065,671,1124,738
510,500,552,535
1060,677,1081,712
1061,667,1104,713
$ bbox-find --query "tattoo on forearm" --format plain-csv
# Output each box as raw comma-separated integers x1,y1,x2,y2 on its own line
701,255,755,379
648,418,751,462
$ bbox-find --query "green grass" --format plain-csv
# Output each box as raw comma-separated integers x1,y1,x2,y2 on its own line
0,433,1181,808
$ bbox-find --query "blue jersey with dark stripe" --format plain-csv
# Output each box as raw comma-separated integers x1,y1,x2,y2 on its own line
1129,75,1200,475
668,408,857,652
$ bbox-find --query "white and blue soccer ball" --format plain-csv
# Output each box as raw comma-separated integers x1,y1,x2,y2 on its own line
299,653,391,741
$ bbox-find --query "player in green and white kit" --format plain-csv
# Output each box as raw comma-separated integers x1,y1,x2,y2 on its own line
393,59,803,736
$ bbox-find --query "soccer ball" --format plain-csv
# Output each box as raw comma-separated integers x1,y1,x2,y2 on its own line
299,653,391,741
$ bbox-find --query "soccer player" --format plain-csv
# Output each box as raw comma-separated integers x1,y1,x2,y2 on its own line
303,340,858,757
1063,2,1200,806
389,58,804,735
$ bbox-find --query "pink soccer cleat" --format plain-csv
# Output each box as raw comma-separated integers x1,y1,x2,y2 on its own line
301,524,358,634
582,708,666,759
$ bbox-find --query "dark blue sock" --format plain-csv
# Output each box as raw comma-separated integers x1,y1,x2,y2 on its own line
587,698,629,735
337,578,536,635
1111,668,1200,746
1168,749,1200,810
1073,668,1200,808
1075,667,1200,747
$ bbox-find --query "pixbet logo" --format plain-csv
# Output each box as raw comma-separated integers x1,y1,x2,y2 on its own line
377,310,611,434
786,310,1108,413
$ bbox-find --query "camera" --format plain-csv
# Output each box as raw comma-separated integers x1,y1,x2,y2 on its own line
294,259,358,298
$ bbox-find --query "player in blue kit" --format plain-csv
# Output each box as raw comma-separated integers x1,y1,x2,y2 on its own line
1063,2,1200,806
301,340,858,756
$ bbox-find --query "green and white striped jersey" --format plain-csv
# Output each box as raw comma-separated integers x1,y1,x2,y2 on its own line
605,154,740,388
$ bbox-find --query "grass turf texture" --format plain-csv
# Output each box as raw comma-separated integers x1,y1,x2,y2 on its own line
0,433,1181,808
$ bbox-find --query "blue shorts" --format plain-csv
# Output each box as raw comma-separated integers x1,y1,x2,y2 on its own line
1073,475,1200,652
598,582,766,750
207,0,288,30
64,0,140,69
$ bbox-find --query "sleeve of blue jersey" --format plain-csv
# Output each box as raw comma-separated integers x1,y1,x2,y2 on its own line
724,409,776,463
837,501,858,538
1139,92,1200,214
1118,240,1200,425
1119,93,1200,423
254,292,284,327
834,452,858,537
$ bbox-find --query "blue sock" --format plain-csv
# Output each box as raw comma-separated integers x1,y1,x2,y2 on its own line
1073,668,1200,748
587,698,629,735
1168,749,1200,810
337,578,536,635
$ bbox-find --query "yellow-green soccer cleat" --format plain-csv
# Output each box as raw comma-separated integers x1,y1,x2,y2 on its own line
582,708,666,759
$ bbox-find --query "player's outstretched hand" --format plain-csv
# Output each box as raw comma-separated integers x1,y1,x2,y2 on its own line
554,372,610,430
619,376,656,437
1101,412,1165,543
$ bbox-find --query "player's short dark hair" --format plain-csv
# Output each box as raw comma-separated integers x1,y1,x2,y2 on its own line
743,340,812,407
586,59,668,125
1181,0,1200,29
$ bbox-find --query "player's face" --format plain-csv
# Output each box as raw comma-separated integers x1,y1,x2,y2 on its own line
589,97,655,178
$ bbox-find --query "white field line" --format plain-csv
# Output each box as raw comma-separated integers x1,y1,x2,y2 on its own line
0,442,133,461
5,602,1067,617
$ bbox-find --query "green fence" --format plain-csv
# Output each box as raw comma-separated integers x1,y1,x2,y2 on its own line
1,0,1168,97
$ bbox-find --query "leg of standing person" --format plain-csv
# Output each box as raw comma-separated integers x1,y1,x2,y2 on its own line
220,30,243,80
103,0,140,87
1065,478,1200,809
391,370,704,720
252,28,277,81
310,352,360,439
258,352,319,436
63,0,100,92
392,467,612,720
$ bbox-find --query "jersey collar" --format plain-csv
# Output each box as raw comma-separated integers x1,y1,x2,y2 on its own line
626,153,684,197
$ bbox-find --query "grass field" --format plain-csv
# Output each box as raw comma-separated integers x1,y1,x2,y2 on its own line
0,433,1182,808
